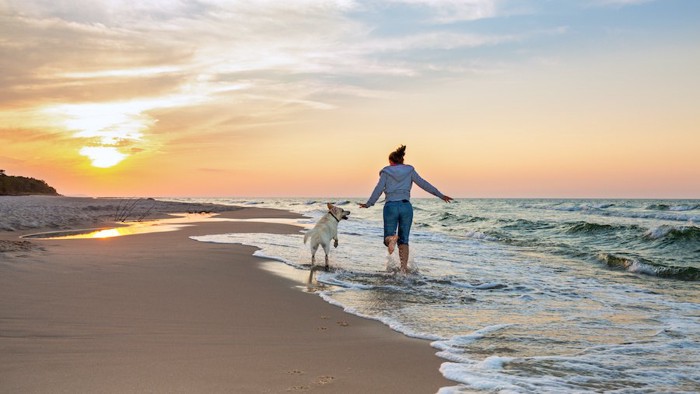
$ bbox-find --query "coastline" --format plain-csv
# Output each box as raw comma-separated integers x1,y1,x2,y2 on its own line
0,197,451,393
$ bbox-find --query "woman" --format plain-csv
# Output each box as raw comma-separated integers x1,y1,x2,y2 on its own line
359,145,453,273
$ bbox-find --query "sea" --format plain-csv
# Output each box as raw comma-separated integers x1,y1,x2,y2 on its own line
168,197,699,393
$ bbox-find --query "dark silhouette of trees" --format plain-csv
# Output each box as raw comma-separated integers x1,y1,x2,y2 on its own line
0,171,59,195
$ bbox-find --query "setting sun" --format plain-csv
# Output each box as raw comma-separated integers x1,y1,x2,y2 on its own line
79,147,126,168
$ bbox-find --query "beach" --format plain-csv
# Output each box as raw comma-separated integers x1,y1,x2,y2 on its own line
0,197,451,393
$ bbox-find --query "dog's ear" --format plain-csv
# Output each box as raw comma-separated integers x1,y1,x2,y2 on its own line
326,202,333,210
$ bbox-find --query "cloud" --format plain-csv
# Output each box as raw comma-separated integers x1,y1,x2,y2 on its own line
359,31,520,53
588,0,654,6
1,0,552,169
0,128,72,143
1,0,521,105
386,0,501,23
0,156,25,166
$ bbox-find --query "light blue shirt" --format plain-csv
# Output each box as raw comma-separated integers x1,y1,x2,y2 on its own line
364,164,445,207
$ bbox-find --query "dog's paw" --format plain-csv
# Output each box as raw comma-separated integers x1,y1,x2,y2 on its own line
333,240,338,248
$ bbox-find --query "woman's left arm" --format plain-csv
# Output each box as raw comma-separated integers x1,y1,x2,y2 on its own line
412,170,453,202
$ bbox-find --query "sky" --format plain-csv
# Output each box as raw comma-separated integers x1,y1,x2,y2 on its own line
1,0,698,198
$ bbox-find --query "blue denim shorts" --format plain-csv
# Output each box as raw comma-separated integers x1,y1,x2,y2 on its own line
383,200,413,245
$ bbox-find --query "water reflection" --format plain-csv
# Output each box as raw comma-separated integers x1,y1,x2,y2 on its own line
21,213,218,240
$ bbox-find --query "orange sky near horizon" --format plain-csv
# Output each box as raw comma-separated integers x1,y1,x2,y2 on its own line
1,1,698,199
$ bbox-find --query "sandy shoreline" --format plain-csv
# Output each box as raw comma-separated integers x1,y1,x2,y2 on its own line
0,197,451,393
0,195,239,233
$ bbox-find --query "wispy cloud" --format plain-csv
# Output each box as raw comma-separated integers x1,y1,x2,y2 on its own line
386,0,502,23
588,0,654,7
0,0,570,168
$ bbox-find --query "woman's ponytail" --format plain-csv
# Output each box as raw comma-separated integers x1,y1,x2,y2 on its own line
388,145,406,164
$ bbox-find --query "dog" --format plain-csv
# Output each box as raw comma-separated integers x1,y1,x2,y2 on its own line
303,203,350,269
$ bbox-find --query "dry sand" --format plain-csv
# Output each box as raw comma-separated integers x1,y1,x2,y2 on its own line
0,197,451,393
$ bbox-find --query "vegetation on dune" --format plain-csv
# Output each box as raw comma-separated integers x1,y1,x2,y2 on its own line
0,170,59,196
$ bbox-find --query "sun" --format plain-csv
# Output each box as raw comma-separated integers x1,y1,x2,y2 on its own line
79,146,127,168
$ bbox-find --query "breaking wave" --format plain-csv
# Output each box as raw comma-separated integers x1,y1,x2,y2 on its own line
646,203,700,211
597,253,700,281
644,225,700,243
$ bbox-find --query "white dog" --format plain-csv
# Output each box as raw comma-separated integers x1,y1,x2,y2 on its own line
303,203,350,269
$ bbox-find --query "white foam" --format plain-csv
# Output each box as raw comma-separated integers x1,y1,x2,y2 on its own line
464,230,498,241
669,204,699,211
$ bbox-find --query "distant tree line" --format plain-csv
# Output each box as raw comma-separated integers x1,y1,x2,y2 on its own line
0,170,59,195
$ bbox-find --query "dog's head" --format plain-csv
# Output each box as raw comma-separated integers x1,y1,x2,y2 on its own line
327,203,350,220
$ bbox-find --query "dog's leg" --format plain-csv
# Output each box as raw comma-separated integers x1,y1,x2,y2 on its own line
323,244,331,270
333,236,338,248
311,244,319,265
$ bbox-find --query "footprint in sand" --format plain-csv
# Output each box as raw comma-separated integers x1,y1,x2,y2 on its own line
287,369,304,375
315,375,335,385
336,321,349,327
316,326,327,331
287,385,310,391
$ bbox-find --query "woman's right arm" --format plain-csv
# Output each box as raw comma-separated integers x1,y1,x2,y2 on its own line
360,171,387,208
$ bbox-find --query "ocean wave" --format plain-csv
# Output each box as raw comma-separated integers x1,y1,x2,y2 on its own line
646,203,700,212
452,281,508,290
522,201,700,222
597,253,700,281
463,231,500,242
436,212,487,224
565,221,635,235
546,202,615,212
595,203,615,209
614,210,700,223
644,225,700,243
500,218,555,231
669,204,700,211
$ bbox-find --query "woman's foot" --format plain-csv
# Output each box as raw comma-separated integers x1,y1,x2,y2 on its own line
385,235,398,254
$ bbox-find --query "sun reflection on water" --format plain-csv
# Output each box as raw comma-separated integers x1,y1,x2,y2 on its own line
87,228,124,238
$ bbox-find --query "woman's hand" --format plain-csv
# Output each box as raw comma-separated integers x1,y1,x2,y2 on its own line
442,195,454,203
358,203,369,208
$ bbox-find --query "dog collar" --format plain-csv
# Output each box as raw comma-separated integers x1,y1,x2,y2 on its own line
328,211,340,222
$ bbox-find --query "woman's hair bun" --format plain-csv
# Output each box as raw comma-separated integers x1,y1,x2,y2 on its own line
389,145,406,164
